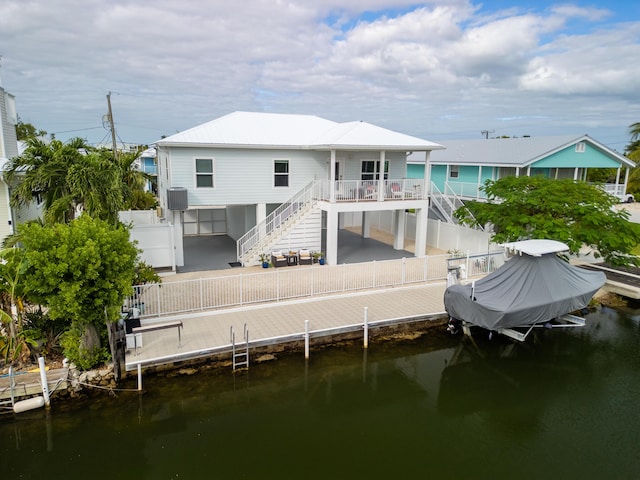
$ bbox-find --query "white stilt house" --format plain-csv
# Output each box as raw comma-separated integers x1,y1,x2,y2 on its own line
155,112,444,266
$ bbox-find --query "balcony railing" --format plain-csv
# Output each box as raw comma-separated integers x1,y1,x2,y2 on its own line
317,179,426,202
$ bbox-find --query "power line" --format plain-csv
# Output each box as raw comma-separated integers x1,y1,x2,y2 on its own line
51,126,103,135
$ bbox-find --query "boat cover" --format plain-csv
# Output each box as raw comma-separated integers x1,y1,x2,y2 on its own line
444,253,606,331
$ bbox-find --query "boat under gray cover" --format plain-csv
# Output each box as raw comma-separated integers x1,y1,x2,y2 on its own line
444,253,606,331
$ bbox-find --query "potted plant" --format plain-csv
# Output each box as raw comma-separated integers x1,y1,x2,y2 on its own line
259,253,270,268
313,252,325,265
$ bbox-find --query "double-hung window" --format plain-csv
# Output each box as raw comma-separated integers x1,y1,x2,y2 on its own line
274,160,289,187
195,158,214,188
450,165,459,178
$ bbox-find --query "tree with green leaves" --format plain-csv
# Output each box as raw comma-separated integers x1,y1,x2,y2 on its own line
15,117,47,141
0,248,35,366
455,176,640,266
18,215,139,369
625,123,640,195
4,137,156,225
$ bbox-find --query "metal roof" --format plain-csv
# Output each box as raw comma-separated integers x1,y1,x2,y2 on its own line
416,135,634,168
156,111,443,151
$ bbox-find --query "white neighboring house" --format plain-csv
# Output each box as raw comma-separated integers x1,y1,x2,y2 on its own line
0,85,19,244
155,111,444,266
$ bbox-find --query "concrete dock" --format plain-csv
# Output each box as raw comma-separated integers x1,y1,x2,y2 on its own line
124,282,448,372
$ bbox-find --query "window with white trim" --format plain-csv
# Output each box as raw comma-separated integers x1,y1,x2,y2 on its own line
361,160,389,180
195,158,214,188
575,142,586,153
450,165,459,178
274,160,289,187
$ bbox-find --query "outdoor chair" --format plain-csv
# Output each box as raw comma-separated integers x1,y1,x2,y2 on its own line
389,183,403,198
298,249,312,265
271,250,288,267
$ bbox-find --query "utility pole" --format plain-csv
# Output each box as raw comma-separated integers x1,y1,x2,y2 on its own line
481,130,494,139
106,92,118,160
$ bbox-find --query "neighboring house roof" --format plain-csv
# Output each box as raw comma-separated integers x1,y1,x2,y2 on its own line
411,135,634,168
156,111,444,152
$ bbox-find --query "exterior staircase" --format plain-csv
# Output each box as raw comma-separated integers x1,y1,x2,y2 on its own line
237,180,321,266
430,182,484,231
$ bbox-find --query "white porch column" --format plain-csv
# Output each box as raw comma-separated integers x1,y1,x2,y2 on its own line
326,209,338,265
256,203,267,242
516,167,520,177
415,206,427,258
256,203,267,224
424,151,431,196
624,168,630,192
573,167,578,181
378,151,386,201
330,150,336,203
362,212,371,239
393,210,405,250
615,167,621,186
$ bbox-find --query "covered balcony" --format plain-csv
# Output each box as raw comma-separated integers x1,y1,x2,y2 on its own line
316,178,426,203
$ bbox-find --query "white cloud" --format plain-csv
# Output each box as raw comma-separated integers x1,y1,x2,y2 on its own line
0,0,638,148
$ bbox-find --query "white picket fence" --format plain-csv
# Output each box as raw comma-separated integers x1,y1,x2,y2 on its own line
129,251,503,319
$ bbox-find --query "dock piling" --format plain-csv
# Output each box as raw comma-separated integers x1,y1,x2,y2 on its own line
38,356,50,408
363,307,369,348
304,320,310,359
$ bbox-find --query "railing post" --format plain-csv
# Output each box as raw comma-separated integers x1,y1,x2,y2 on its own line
343,262,346,292
199,278,204,311
401,257,406,284
372,260,376,288
156,284,161,318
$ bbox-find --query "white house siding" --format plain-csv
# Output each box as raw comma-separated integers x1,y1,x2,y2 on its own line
0,90,19,159
12,201,43,225
0,182,13,243
162,147,329,208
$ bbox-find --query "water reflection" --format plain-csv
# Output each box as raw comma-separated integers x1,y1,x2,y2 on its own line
2,307,640,479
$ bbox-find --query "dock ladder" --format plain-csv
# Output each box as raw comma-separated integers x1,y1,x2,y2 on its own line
230,324,249,371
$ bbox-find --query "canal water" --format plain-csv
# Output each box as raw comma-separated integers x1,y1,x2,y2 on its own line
1,305,639,479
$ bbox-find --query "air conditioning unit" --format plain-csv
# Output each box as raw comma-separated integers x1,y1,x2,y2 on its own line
167,187,188,211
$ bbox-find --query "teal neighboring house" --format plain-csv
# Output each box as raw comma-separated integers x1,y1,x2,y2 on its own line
408,135,635,201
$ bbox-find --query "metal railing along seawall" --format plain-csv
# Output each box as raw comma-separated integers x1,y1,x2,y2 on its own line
128,252,504,319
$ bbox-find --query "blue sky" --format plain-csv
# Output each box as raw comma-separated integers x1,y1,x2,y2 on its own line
0,0,639,151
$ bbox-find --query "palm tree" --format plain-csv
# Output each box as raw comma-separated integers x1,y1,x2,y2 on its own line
4,137,91,223
4,138,156,225
108,150,156,210
626,124,640,195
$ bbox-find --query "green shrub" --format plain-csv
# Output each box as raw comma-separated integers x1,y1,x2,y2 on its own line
60,323,109,370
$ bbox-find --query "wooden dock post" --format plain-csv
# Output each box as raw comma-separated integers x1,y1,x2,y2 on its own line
137,364,143,391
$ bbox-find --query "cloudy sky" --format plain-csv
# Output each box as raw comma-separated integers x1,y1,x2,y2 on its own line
1,0,639,150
